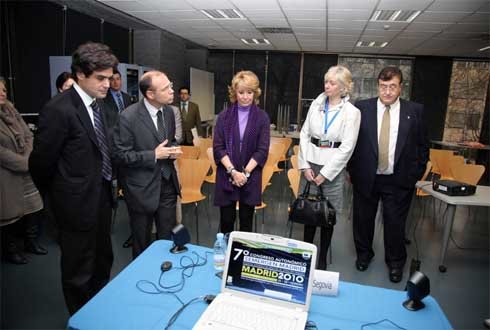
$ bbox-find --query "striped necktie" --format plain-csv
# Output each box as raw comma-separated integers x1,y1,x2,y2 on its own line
378,105,390,171
116,92,125,112
91,100,112,181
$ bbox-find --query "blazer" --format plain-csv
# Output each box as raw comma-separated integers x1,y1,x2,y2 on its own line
213,104,270,207
348,97,429,197
112,100,180,214
29,87,110,231
298,93,361,181
180,101,202,144
103,89,132,136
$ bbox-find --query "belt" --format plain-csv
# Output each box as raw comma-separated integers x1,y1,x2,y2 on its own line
310,137,341,148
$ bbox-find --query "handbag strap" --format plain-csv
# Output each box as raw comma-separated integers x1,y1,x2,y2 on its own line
300,181,311,197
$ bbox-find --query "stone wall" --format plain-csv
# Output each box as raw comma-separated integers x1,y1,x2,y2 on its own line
443,61,490,142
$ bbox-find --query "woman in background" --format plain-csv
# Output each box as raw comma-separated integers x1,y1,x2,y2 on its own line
0,76,46,264
298,65,360,269
55,71,74,93
213,71,270,234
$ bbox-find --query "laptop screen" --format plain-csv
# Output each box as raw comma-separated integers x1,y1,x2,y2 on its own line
225,237,314,305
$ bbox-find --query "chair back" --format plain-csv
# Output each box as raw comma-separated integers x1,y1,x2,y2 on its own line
205,147,216,184
261,165,275,194
177,158,210,203
287,168,301,198
180,146,200,159
416,161,432,196
290,154,299,169
429,149,455,177
195,138,213,159
271,137,292,162
451,163,485,185
265,142,285,170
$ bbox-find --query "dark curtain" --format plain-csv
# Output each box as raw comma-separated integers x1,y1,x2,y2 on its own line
234,51,266,107
66,8,101,55
208,50,234,115
266,52,301,126
411,56,452,141
104,22,129,64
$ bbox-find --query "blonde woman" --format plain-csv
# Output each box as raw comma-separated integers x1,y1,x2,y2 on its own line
298,65,360,269
213,71,270,234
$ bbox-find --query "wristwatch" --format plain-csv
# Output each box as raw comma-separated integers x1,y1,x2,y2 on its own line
244,170,250,178
226,166,235,175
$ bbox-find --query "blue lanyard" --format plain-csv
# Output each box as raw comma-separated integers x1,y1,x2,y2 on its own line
324,99,341,134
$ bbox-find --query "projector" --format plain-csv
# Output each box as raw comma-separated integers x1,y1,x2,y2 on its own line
433,179,476,196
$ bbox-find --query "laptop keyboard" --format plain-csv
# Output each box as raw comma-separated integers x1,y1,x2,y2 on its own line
206,301,298,330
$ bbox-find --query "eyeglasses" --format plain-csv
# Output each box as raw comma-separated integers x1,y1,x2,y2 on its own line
378,84,400,92
151,82,173,93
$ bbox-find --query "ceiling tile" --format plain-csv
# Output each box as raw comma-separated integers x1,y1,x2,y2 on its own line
141,0,194,10
460,12,490,24
328,20,367,29
328,9,371,20
328,0,377,10
377,0,433,11
416,11,472,23
284,10,326,20
185,0,235,10
404,22,452,32
427,0,488,12
102,1,152,12
446,23,490,33
289,19,326,28
365,21,408,31
279,0,326,10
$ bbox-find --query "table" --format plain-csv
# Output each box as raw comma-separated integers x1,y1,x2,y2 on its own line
430,140,490,151
270,129,300,139
68,240,451,330
416,181,490,272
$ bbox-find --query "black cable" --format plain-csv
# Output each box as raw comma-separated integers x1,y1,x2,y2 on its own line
164,296,204,330
360,318,407,330
135,251,212,296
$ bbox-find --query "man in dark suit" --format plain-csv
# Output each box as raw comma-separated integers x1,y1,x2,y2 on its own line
113,70,181,258
348,66,429,283
29,42,118,314
179,86,202,145
103,69,132,135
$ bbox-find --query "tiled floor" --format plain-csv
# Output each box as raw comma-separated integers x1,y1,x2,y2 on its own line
1,172,488,329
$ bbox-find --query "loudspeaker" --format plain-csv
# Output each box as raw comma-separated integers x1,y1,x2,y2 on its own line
170,224,190,254
403,271,430,311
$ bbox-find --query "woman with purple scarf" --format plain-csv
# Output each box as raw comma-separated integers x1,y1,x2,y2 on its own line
213,71,270,234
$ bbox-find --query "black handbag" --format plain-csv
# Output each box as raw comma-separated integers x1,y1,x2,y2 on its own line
288,182,336,227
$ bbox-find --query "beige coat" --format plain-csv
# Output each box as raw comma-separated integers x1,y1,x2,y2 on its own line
0,107,38,224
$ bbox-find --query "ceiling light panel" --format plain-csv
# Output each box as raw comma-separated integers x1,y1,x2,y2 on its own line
370,10,421,22
201,9,244,19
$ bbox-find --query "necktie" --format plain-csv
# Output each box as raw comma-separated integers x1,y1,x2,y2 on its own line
91,100,112,181
157,110,172,180
181,102,187,120
378,105,391,171
116,93,125,112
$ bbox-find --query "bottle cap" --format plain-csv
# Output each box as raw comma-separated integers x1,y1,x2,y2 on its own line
217,233,224,239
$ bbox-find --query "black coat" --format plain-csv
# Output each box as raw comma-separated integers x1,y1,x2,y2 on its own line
29,87,112,231
348,97,429,197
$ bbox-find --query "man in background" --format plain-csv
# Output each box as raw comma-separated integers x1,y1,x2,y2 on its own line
179,86,202,145
113,71,181,258
103,69,132,136
29,42,118,314
348,66,429,284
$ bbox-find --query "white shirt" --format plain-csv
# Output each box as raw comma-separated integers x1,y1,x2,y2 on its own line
298,93,361,181
376,98,400,175
73,82,96,126
144,98,162,131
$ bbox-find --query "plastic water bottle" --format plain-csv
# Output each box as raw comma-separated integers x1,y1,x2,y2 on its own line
213,233,226,271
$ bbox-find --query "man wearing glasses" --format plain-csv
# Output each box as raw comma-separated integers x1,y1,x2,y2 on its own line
112,71,181,258
348,66,429,283
29,42,118,314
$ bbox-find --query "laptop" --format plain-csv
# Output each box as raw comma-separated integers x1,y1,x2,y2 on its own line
193,231,317,330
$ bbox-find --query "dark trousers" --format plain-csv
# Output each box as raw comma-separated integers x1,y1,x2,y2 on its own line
352,175,414,268
128,176,177,259
220,202,254,234
60,180,113,315
304,225,333,270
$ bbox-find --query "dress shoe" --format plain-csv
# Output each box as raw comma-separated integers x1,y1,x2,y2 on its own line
355,260,370,272
5,251,28,265
389,267,403,283
25,239,48,255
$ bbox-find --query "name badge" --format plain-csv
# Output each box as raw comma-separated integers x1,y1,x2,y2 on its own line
312,269,339,296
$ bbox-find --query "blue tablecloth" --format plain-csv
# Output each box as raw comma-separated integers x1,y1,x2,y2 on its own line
68,240,452,329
